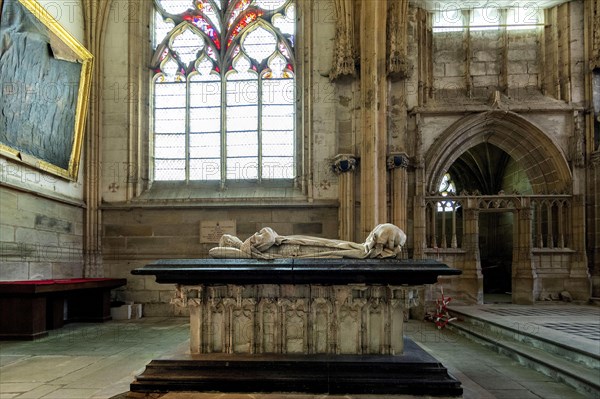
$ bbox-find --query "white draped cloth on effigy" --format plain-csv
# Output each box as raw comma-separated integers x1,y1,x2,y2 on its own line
209,223,407,260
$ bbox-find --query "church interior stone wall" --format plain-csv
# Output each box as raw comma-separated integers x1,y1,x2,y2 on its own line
1,0,599,314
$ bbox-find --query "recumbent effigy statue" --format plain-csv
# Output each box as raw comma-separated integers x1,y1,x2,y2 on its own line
209,223,407,259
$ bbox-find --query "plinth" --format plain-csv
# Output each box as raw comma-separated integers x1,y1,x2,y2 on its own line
131,258,463,396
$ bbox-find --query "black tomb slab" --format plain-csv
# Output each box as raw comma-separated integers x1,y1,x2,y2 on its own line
130,258,463,397
131,258,462,285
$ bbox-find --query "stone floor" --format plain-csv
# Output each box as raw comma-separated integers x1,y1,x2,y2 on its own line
0,309,595,399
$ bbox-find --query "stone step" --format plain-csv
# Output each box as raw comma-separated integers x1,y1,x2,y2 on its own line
446,310,600,398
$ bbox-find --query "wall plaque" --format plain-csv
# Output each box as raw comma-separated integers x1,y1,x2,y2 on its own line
200,220,236,244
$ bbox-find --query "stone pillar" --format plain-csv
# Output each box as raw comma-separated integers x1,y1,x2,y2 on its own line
513,201,536,305
333,154,358,242
360,0,388,237
82,0,114,277
462,206,483,304
388,153,409,241
592,153,600,297
567,195,591,300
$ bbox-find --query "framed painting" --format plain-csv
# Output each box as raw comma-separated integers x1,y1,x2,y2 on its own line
0,0,93,181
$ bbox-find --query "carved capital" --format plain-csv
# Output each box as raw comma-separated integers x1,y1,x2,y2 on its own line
387,153,409,170
332,154,358,174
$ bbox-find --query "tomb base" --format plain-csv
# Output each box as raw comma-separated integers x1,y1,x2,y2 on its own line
131,338,462,397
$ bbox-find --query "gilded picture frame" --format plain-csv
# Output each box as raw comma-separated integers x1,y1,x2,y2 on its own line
0,0,93,181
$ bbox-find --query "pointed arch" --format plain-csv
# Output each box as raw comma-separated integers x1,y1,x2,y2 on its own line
425,111,572,195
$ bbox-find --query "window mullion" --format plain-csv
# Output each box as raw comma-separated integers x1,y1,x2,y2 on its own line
258,75,263,183
186,78,191,182
221,74,227,186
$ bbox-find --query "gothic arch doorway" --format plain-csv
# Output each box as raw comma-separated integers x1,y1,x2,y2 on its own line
423,111,574,304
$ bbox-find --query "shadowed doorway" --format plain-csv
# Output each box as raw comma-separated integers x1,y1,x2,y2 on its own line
448,142,532,304
479,211,513,303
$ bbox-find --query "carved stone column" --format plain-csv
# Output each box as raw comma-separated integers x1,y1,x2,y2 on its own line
333,154,358,242
82,0,113,277
388,153,409,235
513,200,536,305
462,206,483,303
360,0,388,237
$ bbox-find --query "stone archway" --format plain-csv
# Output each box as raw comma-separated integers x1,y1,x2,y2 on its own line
423,111,575,304
425,111,572,195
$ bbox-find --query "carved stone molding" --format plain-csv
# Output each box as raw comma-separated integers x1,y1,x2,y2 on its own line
330,0,357,81
571,111,585,168
387,0,412,79
332,154,358,174
387,153,410,170
181,283,420,355
591,0,600,69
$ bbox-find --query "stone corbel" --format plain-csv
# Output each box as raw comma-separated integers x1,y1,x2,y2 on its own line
387,152,410,170
332,154,358,174
330,0,357,81
387,0,412,80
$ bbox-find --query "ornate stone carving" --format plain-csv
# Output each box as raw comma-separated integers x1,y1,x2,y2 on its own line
387,0,412,79
591,0,600,69
182,283,420,355
571,111,585,168
209,223,407,259
330,0,357,80
332,153,358,174
387,152,410,170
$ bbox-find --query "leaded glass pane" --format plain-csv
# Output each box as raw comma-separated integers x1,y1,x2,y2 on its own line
158,0,194,15
262,130,293,156
190,133,221,158
152,0,296,182
262,79,294,104
190,159,221,180
155,159,186,181
255,0,287,11
272,4,295,36
226,80,258,105
155,108,186,133
227,157,258,179
227,131,258,157
155,134,186,159
154,82,186,108
171,28,205,66
262,157,294,179
154,11,175,48
242,26,277,62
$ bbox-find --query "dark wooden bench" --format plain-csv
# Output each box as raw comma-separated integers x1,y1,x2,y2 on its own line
0,278,127,340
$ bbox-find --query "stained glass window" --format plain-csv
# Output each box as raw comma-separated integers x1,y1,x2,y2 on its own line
152,0,296,182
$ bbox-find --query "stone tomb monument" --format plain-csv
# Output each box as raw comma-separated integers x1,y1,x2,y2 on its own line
130,224,463,396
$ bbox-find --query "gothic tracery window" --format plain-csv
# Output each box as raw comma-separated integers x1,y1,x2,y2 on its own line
437,173,457,212
152,0,296,182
